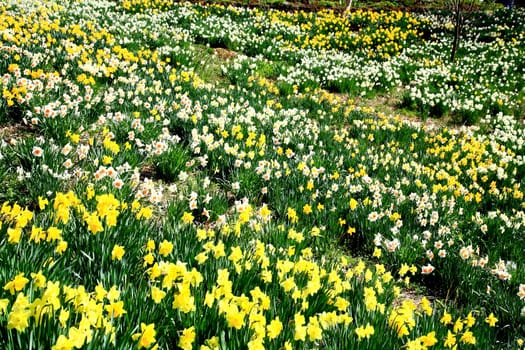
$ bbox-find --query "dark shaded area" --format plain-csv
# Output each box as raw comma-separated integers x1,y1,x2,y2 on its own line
176,0,525,13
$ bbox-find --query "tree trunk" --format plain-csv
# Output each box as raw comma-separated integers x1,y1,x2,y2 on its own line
345,0,353,12
450,2,462,62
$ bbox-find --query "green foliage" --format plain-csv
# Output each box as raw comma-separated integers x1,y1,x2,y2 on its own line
0,1,524,349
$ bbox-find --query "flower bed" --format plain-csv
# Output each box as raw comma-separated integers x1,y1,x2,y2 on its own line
0,0,524,348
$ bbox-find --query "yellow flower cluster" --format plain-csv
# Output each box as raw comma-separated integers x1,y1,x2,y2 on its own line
2,272,124,349
268,8,424,58
0,189,153,255
135,202,417,348
121,0,175,12
441,311,479,347
423,130,523,204
388,297,499,349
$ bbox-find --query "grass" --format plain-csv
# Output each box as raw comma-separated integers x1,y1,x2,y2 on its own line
192,45,234,89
